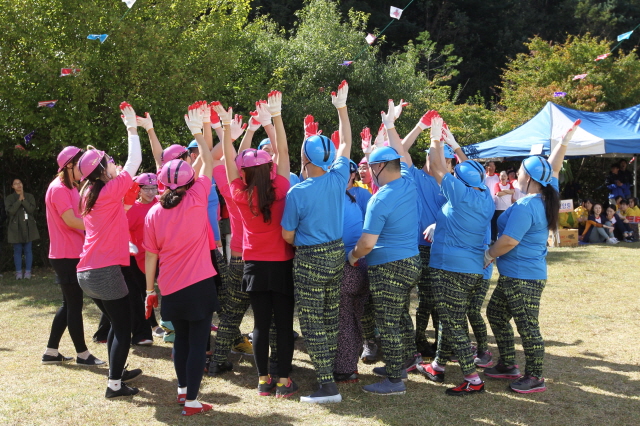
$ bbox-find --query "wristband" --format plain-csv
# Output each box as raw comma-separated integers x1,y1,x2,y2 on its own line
146,290,155,295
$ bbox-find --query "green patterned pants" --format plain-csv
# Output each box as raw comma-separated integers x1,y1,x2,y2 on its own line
361,294,376,341
214,249,228,309
468,278,490,352
487,275,545,377
431,268,482,376
369,255,421,380
293,239,344,385
415,246,439,347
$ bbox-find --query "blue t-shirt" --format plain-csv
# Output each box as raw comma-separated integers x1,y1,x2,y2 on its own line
429,173,495,274
289,173,300,187
281,156,350,246
207,179,220,241
343,192,365,259
363,162,419,266
496,177,559,280
347,186,372,216
409,166,447,247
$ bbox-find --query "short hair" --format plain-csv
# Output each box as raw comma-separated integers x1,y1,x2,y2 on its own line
620,199,629,206
611,163,619,169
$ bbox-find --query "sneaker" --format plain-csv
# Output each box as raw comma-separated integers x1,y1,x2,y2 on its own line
334,371,359,383
210,324,218,332
445,380,485,396
177,394,186,405
208,361,233,377
275,378,299,399
607,238,618,245
415,362,444,382
360,339,378,364
122,368,142,383
133,339,153,346
474,350,493,368
231,336,253,356
372,366,408,382
403,353,423,372
484,362,521,379
300,385,342,404
24,271,32,279
42,353,73,365
510,374,546,393
152,327,165,338
182,402,213,416
362,378,406,395
105,383,139,398
257,376,277,396
16,271,23,280
76,354,106,366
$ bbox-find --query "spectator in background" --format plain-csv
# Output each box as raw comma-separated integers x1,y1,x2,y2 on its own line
6,178,40,279
575,199,593,236
485,161,500,194
491,171,514,242
507,169,524,201
618,159,633,188
606,163,630,201
605,204,635,242
582,203,617,244
617,199,630,217
355,158,373,194
626,197,640,216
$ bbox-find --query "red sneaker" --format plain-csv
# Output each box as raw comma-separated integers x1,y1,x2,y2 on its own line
416,362,444,383
177,394,186,405
181,402,213,416
445,380,485,396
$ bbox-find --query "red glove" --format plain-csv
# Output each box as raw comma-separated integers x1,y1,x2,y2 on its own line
418,110,441,130
330,130,340,149
209,102,221,129
304,115,322,138
145,292,158,319
123,183,140,205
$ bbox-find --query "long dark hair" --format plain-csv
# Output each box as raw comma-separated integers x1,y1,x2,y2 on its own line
159,181,194,209
79,157,108,216
243,163,276,223
541,184,559,231
58,151,83,190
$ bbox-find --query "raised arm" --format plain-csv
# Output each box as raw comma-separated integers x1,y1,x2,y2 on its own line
443,122,467,162
202,102,214,151
267,91,290,178
238,111,262,153
184,102,212,179
381,99,406,162
214,103,241,184
428,116,447,184
120,102,142,177
550,119,580,178
331,80,352,159
137,112,162,171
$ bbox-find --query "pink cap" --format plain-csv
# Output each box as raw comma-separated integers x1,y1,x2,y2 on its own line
57,146,83,172
135,173,158,186
158,159,195,190
358,157,368,165
78,149,106,181
161,144,188,165
235,148,275,179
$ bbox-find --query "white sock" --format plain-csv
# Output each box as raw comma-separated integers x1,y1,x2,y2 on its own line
44,348,59,357
184,400,202,408
465,374,482,385
178,386,187,395
108,379,122,391
432,361,445,372
77,350,90,360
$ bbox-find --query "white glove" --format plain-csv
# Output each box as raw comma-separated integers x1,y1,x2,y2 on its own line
374,123,387,147
347,250,359,267
483,249,495,268
430,117,444,145
230,114,246,141
361,127,373,154
394,99,409,119
331,80,348,109
120,102,137,130
380,99,396,130
136,112,154,131
267,90,282,117
184,104,204,135
561,119,581,146
212,102,232,126
129,241,139,255
442,123,460,150
202,102,211,124
248,111,262,132
417,110,439,131
423,223,436,243
255,101,272,126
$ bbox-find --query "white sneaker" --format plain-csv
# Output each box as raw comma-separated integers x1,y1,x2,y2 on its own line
24,271,32,279
607,238,618,244
15,271,23,280
361,339,378,363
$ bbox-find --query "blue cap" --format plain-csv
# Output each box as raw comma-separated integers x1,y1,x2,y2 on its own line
303,135,336,172
454,160,487,190
349,160,358,174
522,156,552,187
258,139,271,150
187,140,198,149
368,146,403,165
426,145,455,159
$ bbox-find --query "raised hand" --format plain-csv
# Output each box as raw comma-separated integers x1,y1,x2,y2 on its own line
304,115,322,138
561,119,581,146
394,99,409,119
380,99,396,130
248,111,262,132
361,127,373,154
209,102,221,129
430,116,444,142
330,130,340,149
230,114,247,140
255,100,272,126
184,101,205,135
211,101,232,125
417,110,440,130
267,90,282,117
374,123,388,147
120,102,137,129
442,122,460,150
331,80,348,109
202,102,211,124
136,112,154,131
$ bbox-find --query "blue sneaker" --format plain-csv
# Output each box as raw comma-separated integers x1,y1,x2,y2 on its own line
372,366,408,381
362,378,406,395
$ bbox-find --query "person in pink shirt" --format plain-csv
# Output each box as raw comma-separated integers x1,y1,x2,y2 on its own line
43,146,105,367
143,103,218,417
216,93,298,399
491,171,515,242
76,102,143,399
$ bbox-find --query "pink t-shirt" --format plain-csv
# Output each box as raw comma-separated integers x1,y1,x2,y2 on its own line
127,198,158,273
45,178,84,259
77,171,133,271
143,176,217,295
213,165,244,253
230,174,294,262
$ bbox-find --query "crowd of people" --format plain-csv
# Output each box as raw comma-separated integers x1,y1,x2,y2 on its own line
17,81,585,416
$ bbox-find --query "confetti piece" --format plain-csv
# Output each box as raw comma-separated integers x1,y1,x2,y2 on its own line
553,92,567,97
87,34,108,43
617,30,633,42
15,144,25,151
595,53,610,61
24,131,35,144
60,68,81,77
38,100,57,107
339,61,353,66
390,6,403,19
573,73,587,81
122,0,136,8
366,33,377,45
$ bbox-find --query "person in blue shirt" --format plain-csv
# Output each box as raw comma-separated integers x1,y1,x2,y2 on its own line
416,116,495,396
281,80,352,404
334,160,371,384
483,120,580,394
348,101,420,396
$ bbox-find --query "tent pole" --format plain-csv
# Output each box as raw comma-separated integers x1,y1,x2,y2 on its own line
635,155,637,198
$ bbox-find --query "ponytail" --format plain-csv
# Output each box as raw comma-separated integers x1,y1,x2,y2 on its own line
346,190,356,204
79,157,108,216
160,182,193,209
542,184,559,231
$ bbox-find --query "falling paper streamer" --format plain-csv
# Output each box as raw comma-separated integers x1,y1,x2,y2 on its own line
38,100,57,107
573,73,587,80
366,33,377,45
595,53,610,61
87,34,108,43
24,131,35,145
15,144,25,151
617,30,633,41
339,61,353,66
390,6,403,19
60,68,81,77
122,0,136,8
553,92,567,97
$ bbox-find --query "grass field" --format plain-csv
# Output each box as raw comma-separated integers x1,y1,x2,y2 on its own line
1,244,639,426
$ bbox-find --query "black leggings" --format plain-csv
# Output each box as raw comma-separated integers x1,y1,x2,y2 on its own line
93,296,131,380
249,291,295,378
491,210,505,242
129,257,158,328
47,258,88,353
122,262,153,342
172,314,213,400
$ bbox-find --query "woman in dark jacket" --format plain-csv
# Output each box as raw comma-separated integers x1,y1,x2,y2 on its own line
5,179,40,279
